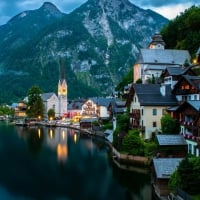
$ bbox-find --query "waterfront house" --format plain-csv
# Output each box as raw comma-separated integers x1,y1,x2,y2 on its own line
81,97,112,119
67,100,83,121
14,101,27,117
156,134,187,158
152,158,182,198
128,84,177,139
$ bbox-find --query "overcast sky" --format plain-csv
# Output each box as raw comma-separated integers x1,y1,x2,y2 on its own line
0,0,199,25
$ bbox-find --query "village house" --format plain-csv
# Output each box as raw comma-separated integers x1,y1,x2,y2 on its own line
81,97,113,119
14,101,27,117
127,84,177,139
156,134,187,158
67,100,83,121
161,65,197,89
152,158,183,198
166,75,200,157
107,98,127,120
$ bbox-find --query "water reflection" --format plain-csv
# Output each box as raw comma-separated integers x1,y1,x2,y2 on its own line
0,123,152,200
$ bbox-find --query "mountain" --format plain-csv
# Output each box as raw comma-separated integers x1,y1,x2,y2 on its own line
0,2,65,60
0,0,169,103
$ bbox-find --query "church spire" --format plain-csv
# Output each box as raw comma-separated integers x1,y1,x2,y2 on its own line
58,60,67,97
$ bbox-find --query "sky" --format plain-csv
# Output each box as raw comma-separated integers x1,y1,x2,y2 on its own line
0,0,199,25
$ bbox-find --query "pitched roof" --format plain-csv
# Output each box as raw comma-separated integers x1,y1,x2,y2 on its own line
176,101,200,112
109,99,127,113
68,101,82,110
153,158,182,179
133,84,177,106
41,93,56,101
187,101,200,111
156,134,187,146
182,75,200,91
138,49,190,65
90,97,113,107
165,66,185,76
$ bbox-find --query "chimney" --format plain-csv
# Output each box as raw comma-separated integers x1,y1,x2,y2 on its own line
160,84,166,96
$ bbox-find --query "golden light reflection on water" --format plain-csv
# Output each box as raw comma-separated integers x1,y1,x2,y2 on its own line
15,126,93,163
57,143,68,163
37,128,41,138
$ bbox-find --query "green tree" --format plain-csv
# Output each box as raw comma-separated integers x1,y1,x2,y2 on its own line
161,5,200,58
113,113,129,149
169,157,200,195
121,129,144,155
161,114,179,134
26,85,44,118
47,108,55,120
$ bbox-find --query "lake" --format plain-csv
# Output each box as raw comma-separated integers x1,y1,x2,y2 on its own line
0,122,152,200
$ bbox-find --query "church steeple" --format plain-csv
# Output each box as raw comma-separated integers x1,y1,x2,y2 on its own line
148,33,165,49
58,61,67,97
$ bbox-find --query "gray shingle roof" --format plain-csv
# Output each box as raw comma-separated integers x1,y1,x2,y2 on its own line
90,97,113,107
153,158,182,179
156,134,187,146
165,66,185,76
68,101,82,110
41,93,56,101
185,101,200,111
133,84,177,106
138,49,190,65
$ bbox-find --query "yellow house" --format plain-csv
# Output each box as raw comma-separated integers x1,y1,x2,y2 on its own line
14,101,27,117
129,84,177,139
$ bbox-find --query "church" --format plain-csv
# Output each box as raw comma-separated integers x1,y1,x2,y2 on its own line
42,66,68,118
133,33,191,83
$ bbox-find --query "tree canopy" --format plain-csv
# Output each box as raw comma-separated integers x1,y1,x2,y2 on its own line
161,114,179,134
26,85,44,118
161,5,200,59
169,157,200,195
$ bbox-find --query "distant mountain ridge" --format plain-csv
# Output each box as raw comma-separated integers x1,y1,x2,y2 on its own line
0,0,169,103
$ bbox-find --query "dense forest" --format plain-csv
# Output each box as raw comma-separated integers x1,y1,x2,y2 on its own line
161,5,200,59
117,5,200,91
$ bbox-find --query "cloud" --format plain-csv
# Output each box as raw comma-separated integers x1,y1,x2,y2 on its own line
152,3,192,19
130,0,200,7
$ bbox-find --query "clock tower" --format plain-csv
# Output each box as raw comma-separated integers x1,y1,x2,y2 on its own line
58,62,68,117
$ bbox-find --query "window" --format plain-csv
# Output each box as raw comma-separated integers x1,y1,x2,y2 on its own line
152,109,157,116
162,109,166,115
153,121,157,127
141,109,143,116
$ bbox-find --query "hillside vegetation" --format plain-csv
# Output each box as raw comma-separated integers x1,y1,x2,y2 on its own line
161,5,200,58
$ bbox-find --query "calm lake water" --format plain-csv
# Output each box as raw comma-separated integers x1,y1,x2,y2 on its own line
0,122,152,200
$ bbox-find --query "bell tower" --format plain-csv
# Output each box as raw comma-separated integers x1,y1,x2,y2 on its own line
58,61,68,117
148,33,165,49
